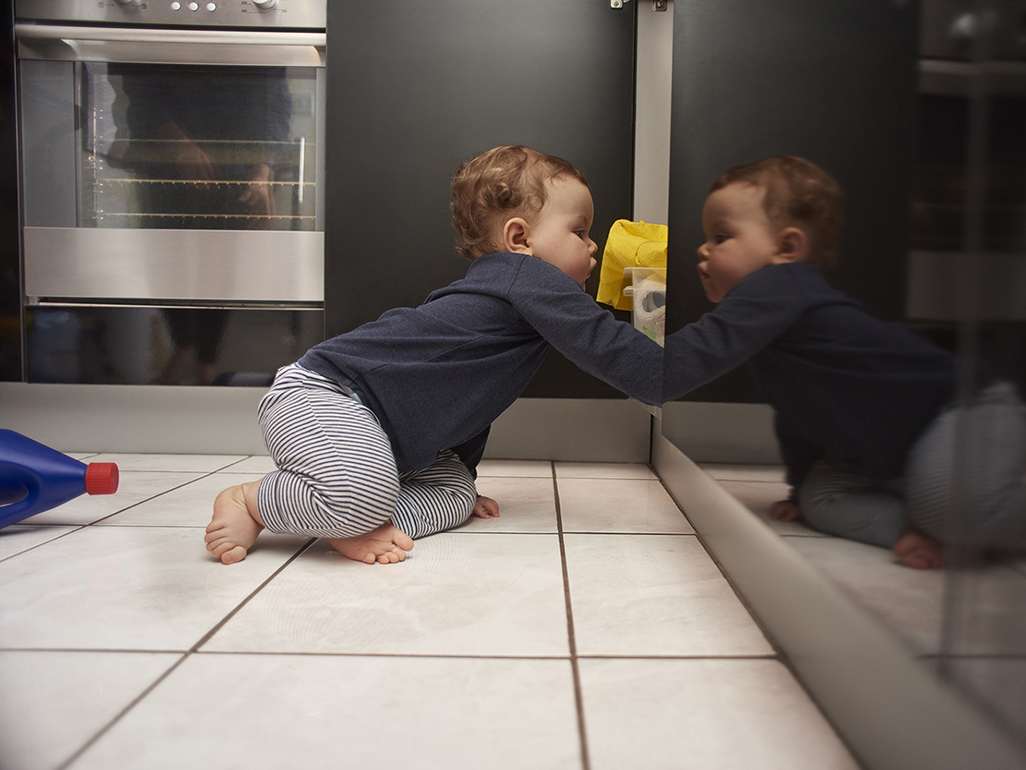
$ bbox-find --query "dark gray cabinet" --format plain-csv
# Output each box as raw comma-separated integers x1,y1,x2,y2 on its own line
1,3,19,381
664,0,918,409
324,0,637,398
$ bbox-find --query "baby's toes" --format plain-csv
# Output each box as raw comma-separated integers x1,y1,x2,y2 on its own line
220,545,248,565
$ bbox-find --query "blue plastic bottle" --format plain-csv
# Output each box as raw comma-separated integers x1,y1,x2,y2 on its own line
0,430,119,529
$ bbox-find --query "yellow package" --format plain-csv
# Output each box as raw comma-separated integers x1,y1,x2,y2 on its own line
596,220,668,310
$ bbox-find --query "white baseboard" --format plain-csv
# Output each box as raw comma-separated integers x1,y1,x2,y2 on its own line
0,383,652,462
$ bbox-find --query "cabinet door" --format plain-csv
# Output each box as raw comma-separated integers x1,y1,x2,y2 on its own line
665,0,918,404
325,0,636,398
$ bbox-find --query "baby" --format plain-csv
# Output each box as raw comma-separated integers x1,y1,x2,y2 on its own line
206,145,664,565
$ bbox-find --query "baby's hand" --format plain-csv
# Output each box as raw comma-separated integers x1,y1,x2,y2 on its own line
472,495,500,519
769,500,803,523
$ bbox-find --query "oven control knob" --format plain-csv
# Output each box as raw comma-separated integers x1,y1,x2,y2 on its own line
252,0,278,8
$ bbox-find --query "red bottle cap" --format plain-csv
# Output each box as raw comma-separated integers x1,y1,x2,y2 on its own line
85,463,119,495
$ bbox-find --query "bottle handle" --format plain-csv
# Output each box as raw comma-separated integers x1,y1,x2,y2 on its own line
0,483,39,524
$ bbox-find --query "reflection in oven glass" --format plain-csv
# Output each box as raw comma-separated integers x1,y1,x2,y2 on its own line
26,307,324,386
84,63,317,231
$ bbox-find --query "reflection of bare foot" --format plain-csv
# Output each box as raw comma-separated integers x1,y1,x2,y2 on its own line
327,523,414,565
205,481,263,565
893,529,945,569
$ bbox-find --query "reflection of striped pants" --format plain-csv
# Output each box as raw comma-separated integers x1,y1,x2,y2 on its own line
798,381,1026,548
255,364,478,540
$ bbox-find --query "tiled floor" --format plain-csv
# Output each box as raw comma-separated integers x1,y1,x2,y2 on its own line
0,455,860,770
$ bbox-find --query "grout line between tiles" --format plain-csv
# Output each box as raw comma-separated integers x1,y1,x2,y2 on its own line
54,653,191,770
50,537,316,769
553,462,591,770
191,538,317,652
0,525,90,564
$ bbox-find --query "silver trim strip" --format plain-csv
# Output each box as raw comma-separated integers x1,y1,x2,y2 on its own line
15,25,326,66
24,227,324,303
15,25,326,46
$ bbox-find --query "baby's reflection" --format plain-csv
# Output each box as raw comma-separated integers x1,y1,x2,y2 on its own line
664,156,1026,568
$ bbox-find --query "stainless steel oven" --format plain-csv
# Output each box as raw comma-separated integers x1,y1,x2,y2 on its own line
14,0,326,385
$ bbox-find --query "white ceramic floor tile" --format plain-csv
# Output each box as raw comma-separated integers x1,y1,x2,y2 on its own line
565,534,773,656
717,479,828,538
700,463,787,483
787,535,944,653
580,658,860,770
0,524,77,561
461,476,557,533
217,455,275,474
84,453,247,473
28,471,208,526
204,534,569,657
97,473,265,528
476,459,553,477
67,654,581,770
0,650,181,770
942,657,1026,743
928,563,1026,657
0,526,309,651
558,478,694,534
554,462,656,479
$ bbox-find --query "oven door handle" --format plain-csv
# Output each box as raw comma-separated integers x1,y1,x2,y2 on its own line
15,24,326,66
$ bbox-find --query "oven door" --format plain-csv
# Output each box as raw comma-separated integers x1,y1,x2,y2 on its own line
16,26,326,385
17,25,325,304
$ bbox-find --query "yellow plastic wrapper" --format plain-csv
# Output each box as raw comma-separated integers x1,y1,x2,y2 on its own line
596,219,668,310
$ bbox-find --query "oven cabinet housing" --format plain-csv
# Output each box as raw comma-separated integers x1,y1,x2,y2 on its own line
324,0,636,399
15,27,326,386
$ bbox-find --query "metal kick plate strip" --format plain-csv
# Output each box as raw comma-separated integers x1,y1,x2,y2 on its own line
24,227,324,303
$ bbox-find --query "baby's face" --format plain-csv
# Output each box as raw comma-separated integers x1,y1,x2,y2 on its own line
697,183,782,302
524,178,598,289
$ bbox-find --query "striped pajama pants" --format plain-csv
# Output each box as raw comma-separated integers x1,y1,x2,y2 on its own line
797,381,1026,548
255,364,479,540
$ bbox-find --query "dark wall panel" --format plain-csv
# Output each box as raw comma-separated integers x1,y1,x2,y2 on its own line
1,1,19,381
325,0,636,398
665,0,918,405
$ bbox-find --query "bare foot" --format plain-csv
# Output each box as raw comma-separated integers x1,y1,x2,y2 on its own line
893,529,945,569
327,523,414,565
205,482,263,565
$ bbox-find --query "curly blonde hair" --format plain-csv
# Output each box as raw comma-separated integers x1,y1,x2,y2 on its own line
450,145,589,261
711,156,843,268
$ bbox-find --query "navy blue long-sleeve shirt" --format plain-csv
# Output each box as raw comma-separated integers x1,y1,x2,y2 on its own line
664,261,956,489
300,252,662,475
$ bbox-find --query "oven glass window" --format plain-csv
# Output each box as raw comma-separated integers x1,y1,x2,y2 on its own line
22,61,321,232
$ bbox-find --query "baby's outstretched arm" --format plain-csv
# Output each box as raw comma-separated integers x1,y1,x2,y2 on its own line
472,495,500,519
769,499,803,523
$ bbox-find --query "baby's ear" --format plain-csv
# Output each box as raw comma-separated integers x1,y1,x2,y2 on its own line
502,217,532,255
773,226,807,264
